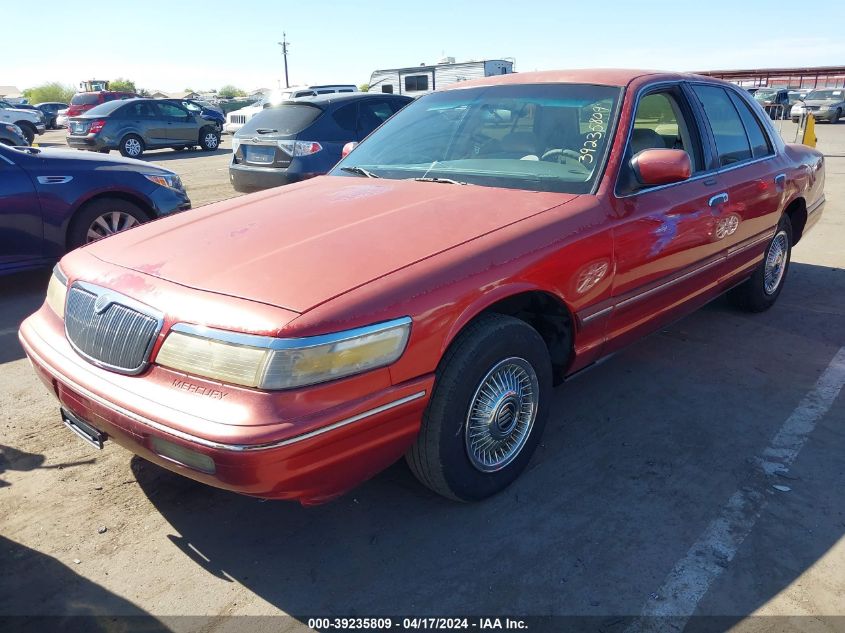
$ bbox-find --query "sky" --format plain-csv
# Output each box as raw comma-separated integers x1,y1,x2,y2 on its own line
4,0,845,93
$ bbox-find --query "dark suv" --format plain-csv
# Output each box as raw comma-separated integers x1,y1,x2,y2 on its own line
67,98,221,157
229,92,411,192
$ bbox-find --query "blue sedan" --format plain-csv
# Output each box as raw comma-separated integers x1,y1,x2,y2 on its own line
0,144,191,275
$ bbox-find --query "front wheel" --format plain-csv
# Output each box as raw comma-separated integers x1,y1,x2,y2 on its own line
17,122,36,144
67,198,149,249
406,314,552,501
728,215,792,312
199,127,220,151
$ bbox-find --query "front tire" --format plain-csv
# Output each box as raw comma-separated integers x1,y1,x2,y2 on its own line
119,134,145,158
199,127,220,151
406,314,552,501
67,198,149,249
16,121,36,144
728,215,792,312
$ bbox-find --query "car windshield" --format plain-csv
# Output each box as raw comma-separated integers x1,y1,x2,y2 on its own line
71,93,100,105
330,83,622,194
806,89,843,100
238,103,323,136
753,90,778,100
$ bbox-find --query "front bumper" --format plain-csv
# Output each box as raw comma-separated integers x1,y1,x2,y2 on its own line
792,109,838,121
19,307,432,504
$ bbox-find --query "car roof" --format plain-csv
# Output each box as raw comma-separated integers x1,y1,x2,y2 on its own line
283,92,412,106
438,68,722,90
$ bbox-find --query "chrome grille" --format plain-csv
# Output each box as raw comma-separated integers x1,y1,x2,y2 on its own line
65,284,162,374
231,114,246,125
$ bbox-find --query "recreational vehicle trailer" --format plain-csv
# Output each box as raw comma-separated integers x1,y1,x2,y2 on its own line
369,58,514,96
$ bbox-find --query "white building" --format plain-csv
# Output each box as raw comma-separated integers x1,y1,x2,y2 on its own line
369,58,514,97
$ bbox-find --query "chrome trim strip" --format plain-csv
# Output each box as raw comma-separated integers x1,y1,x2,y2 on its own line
65,281,165,376
580,305,613,324
169,316,412,351
726,230,775,256
808,195,825,215
615,257,725,309
22,329,427,452
708,192,728,207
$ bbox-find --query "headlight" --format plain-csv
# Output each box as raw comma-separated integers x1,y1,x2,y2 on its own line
3,123,22,136
144,173,183,190
46,265,68,318
156,317,412,389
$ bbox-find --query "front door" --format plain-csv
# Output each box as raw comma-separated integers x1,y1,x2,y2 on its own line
156,102,197,144
605,85,725,352
0,152,42,268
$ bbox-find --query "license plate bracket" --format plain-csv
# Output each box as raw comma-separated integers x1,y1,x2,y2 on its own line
245,145,275,164
61,408,107,450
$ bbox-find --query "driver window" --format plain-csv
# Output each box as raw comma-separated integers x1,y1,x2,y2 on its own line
630,91,701,173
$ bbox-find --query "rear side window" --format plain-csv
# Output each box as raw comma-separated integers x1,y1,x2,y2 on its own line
71,93,99,105
726,91,772,159
332,103,357,131
239,104,322,135
691,85,751,166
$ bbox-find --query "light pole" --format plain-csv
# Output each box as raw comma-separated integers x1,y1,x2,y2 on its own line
277,34,290,88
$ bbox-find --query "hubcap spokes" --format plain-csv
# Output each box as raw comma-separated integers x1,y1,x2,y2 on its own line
126,139,141,155
86,212,139,242
465,357,539,473
764,230,788,295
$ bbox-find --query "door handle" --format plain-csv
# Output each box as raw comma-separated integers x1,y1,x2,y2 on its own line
708,192,729,207
774,173,786,188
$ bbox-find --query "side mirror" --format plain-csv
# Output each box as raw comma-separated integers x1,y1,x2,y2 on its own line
630,149,691,187
341,141,358,158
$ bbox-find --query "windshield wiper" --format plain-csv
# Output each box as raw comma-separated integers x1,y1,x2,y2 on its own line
411,176,468,185
255,128,278,134
340,166,380,179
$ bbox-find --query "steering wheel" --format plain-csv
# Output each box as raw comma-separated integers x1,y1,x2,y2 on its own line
541,148,583,162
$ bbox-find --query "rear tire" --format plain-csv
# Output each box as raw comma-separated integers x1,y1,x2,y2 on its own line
199,127,220,151
406,314,552,501
119,134,145,158
728,215,792,312
67,198,149,249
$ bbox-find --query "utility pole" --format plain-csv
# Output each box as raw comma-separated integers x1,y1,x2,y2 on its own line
277,34,290,88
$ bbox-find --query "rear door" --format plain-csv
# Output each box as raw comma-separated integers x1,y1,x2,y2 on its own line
606,84,725,351
689,84,783,275
121,101,165,145
156,101,197,143
0,150,43,268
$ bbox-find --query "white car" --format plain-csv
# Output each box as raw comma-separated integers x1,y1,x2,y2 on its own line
0,101,46,143
55,108,69,128
223,84,357,134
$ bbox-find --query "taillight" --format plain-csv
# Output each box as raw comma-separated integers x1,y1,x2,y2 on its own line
88,119,106,134
277,140,323,156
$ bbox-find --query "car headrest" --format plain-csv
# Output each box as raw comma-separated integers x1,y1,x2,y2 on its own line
630,128,667,155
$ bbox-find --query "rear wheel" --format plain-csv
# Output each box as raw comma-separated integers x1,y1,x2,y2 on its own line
199,127,220,151
728,215,792,312
119,134,144,158
406,314,552,501
67,198,149,249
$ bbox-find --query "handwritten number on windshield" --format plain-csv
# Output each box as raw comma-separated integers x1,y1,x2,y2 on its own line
579,105,609,164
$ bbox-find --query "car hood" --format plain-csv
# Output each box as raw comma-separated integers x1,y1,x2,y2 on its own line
24,146,171,169
2,107,39,118
86,176,577,313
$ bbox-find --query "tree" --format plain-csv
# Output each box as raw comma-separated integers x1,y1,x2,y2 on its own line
109,78,137,93
218,84,246,99
359,83,370,93
23,82,75,104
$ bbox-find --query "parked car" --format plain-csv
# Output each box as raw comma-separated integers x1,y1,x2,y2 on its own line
230,93,412,192
67,98,221,157
752,87,790,119
34,102,68,129
19,70,824,505
790,87,845,123
179,99,225,133
3,102,48,126
223,85,357,134
0,101,46,143
0,143,190,275
55,108,69,129
66,90,137,117
0,122,29,146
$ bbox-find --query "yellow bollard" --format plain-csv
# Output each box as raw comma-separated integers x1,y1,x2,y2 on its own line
801,113,817,147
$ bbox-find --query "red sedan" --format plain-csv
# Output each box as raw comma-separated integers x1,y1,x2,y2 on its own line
19,70,825,504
